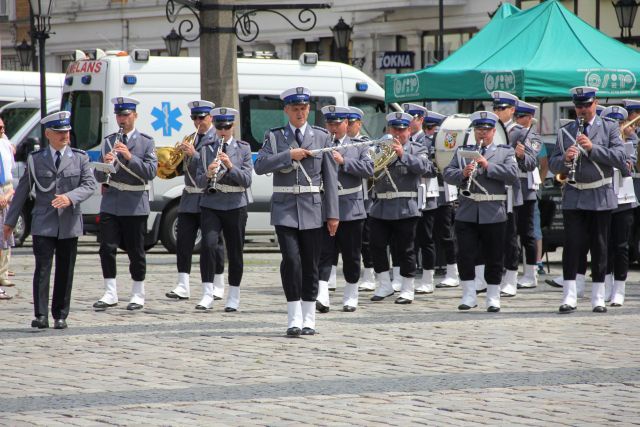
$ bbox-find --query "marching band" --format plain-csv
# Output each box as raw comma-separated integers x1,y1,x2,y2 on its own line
11,84,640,333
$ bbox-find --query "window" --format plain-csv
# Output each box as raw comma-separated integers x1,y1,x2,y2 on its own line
62,91,103,151
349,97,388,138
239,95,336,152
0,108,39,139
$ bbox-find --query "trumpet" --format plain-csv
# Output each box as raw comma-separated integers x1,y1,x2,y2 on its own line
207,137,226,193
461,140,483,197
566,116,585,185
308,134,393,156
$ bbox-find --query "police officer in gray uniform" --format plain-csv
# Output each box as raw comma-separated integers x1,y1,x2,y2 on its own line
165,100,226,302
347,107,377,292
601,106,636,308
195,107,253,312
93,97,158,311
316,105,373,313
443,111,519,312
369,112,433,305
4,112,96,329
549,86,626,314
501,100,541,296
254,87,339,337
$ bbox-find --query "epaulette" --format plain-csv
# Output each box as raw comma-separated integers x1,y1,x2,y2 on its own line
270,126,285,132
312,125,329,134
560,121,573,129
71,148,87,155
350,137,364,143
360,135,371,141
602,116,617,124
29,148,46,155
105,132,117,139
138,132,154,140
237,139,250,146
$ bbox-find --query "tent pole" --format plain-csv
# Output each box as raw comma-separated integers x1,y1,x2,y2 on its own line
438,0,444,61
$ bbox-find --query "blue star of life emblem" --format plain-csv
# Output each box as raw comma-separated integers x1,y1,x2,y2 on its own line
151,102,182,136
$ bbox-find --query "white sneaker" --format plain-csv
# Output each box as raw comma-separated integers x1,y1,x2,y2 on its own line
359,268,376,291
391,266,402,292
437,264,460,288
415,269,434,294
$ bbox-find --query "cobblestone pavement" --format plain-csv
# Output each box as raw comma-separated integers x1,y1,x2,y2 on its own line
1,237,639,426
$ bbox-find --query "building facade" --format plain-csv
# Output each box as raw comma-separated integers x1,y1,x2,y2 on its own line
0,0,639,87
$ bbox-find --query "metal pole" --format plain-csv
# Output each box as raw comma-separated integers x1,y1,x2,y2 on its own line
200,0,239,137
595,0,600,29
38,35,47,128
438,0,444,61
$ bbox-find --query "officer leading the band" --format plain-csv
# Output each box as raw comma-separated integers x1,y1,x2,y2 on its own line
4,112,96,329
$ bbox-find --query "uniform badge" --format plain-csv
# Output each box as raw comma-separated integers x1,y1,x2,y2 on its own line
193,101,199,107
329,106,335,112
220,108,227,115
117,97,124,104
480,112,487,119
296,87,304,94
444,132,457,149
396,112,403,119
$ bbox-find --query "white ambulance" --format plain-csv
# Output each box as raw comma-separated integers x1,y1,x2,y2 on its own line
61,49,390,252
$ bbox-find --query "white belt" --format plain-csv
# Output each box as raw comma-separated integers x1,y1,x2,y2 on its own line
107,181,150,192
518,171,528,179
184,185,204,194
568,177,612,190
338,184,363,196
273,185,321,194
375,191,418,199
213,183,245,193
464,193,507,202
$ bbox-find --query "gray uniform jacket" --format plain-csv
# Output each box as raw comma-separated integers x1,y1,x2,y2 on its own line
6,147,96,238
509,124,541,202
195,136,253,211
254,124,339,230
178,127,215,214
369,139,433,220
95,129,157,216
335,136,374,222
443,143,519,224
549,117,626,211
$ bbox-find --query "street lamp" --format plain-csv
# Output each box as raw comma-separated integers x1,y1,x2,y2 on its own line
15,39,33,71
163,28,183,57
613,0,639,39
30,0,55,122
331,17,352,64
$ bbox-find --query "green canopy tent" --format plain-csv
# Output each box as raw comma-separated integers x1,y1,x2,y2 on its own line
385,0,640,103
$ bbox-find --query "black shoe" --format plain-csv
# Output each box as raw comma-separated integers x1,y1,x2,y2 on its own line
93,300,117,310
53,319,67,329
487,306,501,313
301,327,316,335
517,284,537,289
316,301,330,313
476,288,487,295
213,296,222,301
31,316,49,329
343,305,356,312
592,306,607,313
500,292,516,297
559,304,576,313
224,307,237,312
286,327,301,337
394,297,413,304
458,304,477,310
545,279,563,288
610,302,622,307
126,303,143,311
165,291,188,300
371,292,393,302
436,282,459,288
195,304,210,310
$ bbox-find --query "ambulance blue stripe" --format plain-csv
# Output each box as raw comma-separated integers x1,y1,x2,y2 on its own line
87,150,101,161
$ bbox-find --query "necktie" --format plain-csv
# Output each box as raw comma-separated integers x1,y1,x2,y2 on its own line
480,146,487,156
334,139,340,146
0,149,5,185
196,133,204,147
295,128,303,145
55,151,61,170
122,133,128,145
582,124,589,136
222,142,228,153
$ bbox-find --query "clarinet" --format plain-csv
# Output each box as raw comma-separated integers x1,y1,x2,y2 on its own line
567,117,585,185
105,126,124,184
461,139,483,197
207,137,225,194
